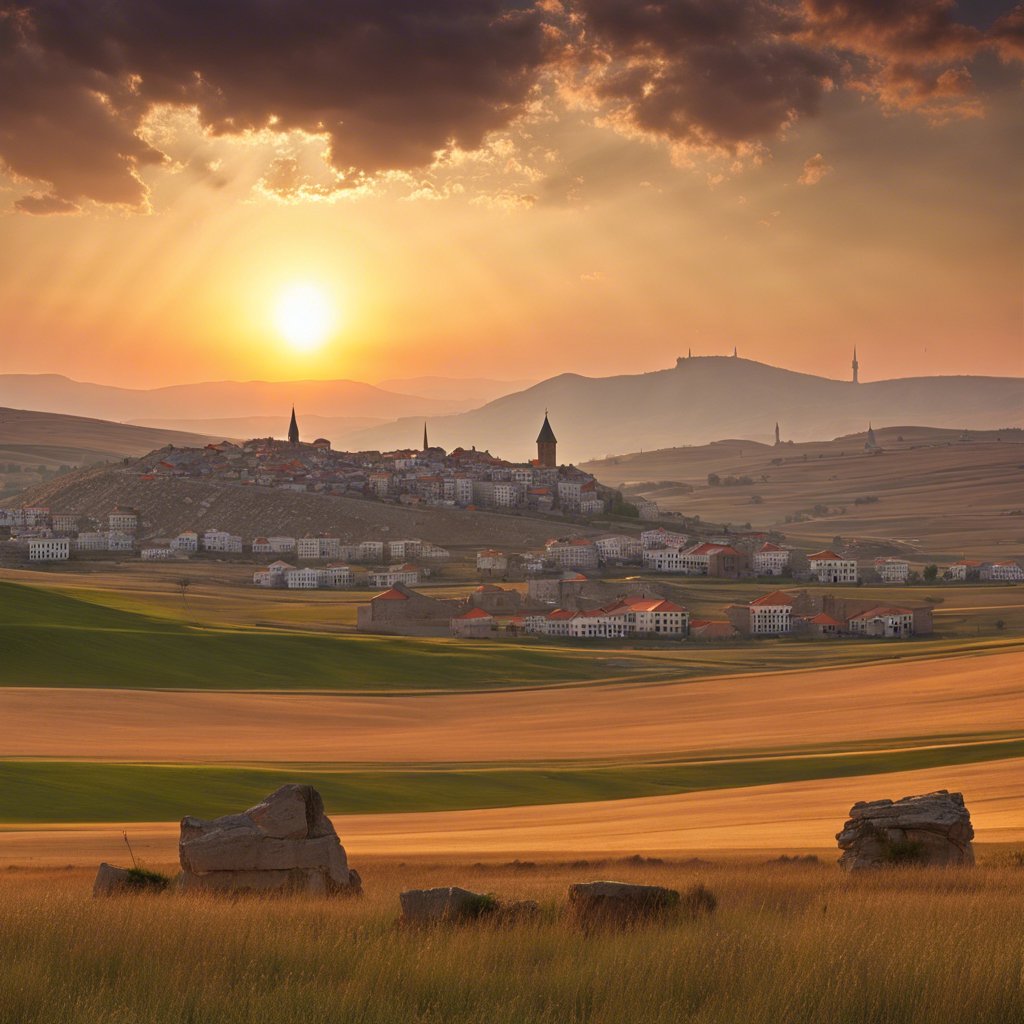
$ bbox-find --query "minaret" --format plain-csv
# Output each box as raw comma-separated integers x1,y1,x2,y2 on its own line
774,422,781,446
733,346,738,358
536,411,557,468
423,421,429,452
852,346,859,384
287,406,299,445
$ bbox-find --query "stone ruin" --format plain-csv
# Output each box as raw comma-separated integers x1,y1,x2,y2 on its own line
568,880,717,925
178,784,361,895
836,790,975,870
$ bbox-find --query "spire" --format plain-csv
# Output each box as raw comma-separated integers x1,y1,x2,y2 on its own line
774,422,781,446
423,421,428,452
733,345,738,358
852,346,859,384
536,410,557,445
536,410,557,468
288,406,299,445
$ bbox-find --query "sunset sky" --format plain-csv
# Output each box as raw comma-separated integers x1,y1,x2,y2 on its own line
1,0,1021,388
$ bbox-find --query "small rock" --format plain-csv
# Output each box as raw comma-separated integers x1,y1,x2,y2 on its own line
399,886,498,924
568,880,680,924
92,863,168,897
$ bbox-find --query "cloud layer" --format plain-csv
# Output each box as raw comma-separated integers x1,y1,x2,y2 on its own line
0,0,1018,210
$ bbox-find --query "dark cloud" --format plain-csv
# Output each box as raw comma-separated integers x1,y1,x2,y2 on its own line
13,190,80,214
0,0,1018,209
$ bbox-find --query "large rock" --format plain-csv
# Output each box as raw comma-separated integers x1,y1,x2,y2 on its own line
836,790,975,870
567,880,681,923
399,886,498,924
178,784,361,895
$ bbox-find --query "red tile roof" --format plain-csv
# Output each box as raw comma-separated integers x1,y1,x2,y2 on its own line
455,608,493,620
750,590,796,606
373,588,409,601
808,550,844,561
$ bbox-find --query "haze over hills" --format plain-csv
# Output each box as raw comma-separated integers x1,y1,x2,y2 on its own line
376,376,537,404
129,415,387,447
0,374,467,426
353,358,1024,463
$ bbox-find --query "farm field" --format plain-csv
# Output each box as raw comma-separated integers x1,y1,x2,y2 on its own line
584,426,1024,560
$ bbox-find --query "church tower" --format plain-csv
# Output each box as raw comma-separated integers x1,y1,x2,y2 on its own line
287,406,299,445
852,347,859,384
536,411,557,468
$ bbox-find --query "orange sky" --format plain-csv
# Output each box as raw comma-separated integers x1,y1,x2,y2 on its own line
0,2,1021,388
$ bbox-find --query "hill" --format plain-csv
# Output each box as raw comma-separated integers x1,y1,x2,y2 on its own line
584,425,1024,560
0,407,226,501
0,374,466,427
128,414,387,449
376,376,536,405
351,357,1024,463
10,461,587,551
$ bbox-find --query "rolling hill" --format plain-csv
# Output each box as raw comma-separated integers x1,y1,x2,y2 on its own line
584,425,1024,560
0,407,228,500
352,357,1024,463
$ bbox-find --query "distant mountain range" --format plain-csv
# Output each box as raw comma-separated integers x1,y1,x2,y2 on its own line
376,376,537,404
351,357,1024,463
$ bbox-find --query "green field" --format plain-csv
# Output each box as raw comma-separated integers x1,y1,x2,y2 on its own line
5,732,1023,823
1,579,1021,693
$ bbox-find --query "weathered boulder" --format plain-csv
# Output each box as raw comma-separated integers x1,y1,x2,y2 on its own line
399,886,498,924
92,862,168,896
178,784,361,895
836,790,975,870
568,880,682,923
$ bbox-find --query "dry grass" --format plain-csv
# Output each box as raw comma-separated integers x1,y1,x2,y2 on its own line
2,858,1022,1023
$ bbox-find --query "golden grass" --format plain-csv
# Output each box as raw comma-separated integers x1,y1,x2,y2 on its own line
2,858,1023,1023
3,756,1023,866
2,650,1019,763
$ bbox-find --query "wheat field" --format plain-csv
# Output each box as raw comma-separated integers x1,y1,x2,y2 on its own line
2,858,1022,1024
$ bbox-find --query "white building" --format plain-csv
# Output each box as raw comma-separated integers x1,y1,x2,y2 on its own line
170,531,199,552
747,590,795,635
526,596,688,639
141,547,176,560
753,542,790,576
296,536,339,560
387,539,422,561
545,539,599,570
847,606,915,638
28,537,70,561
202,529,243,554
357,540,385,563
320,564,354,587
51,514,79,534
986,560,1024,582
476,550,509,577
253,536,297,555
419,542,451,561
808,549,858,584
594,534,642,562
108,506,139,532
285,568,320,589
75,531,108,551
874,557,910,583
641,528,689,550
253,560,296,586
369,564,420,588
643,547,689,573
107,530,135,552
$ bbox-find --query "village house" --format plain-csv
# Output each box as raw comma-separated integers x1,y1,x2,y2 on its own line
847,606,915,638
356,582,462,636
368,564,420,588
742,590,796,635
140,546,176,560
643,546,689,572
523,595,688,640
476,549,509,578
946,559,988,581
356,540,385,563
51,513,79,534
984,560,1024,582
170,530,199,552
632,498,660,520
874,557,910,583
641,527,689,550
108,506,139,533
202,529,243,554
106,530,135,552
594,534,643,563
467,584,523,615
450,607,498,638
689,619,739,641
545,538,600,570
808,549,859,584
252,560,296,586
527,571,589,607
296,535,340,559
284,567,320,589
28,537,70,561
753,542,790,576
74,531,108,551
253,536,297,555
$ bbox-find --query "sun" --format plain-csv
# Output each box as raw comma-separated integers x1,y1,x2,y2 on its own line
274,283,333,352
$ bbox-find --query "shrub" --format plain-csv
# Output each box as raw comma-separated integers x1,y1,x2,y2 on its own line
125,867,171,891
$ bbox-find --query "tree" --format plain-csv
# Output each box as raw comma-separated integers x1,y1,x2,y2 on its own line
995,619,1006,631
707,473,721,486
923,564,938,582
